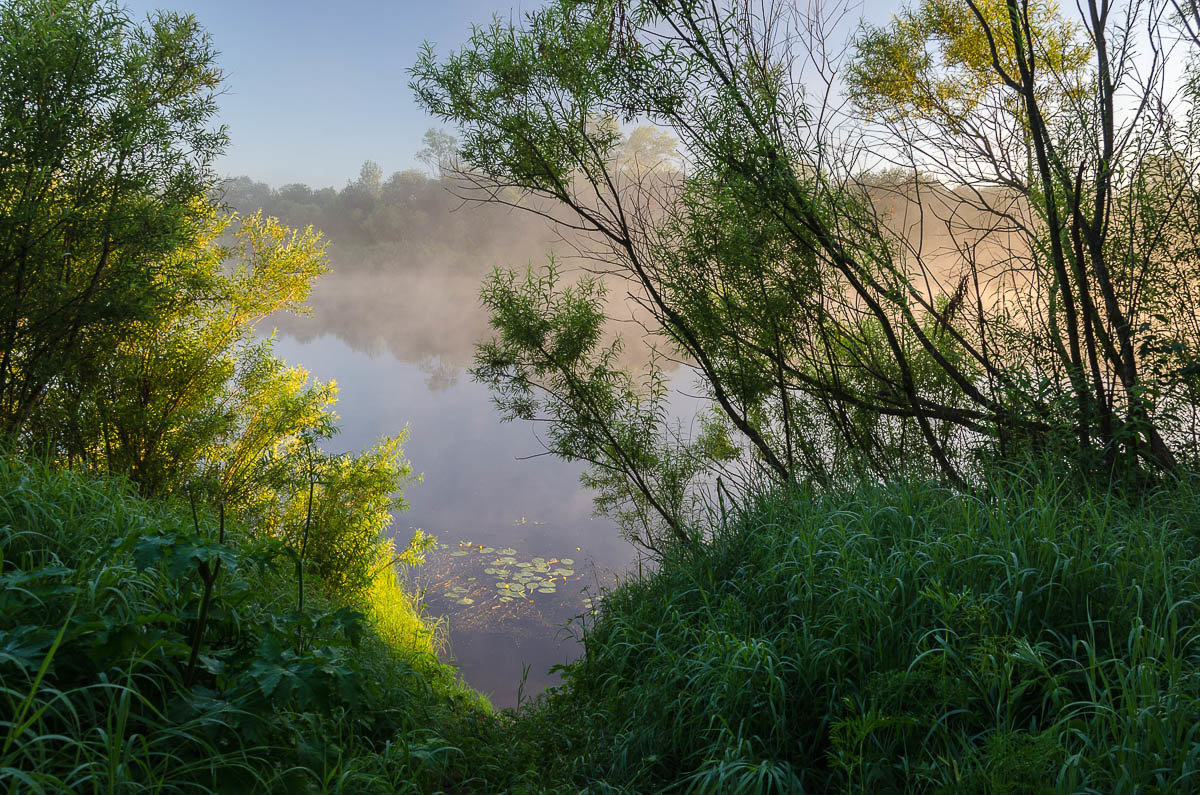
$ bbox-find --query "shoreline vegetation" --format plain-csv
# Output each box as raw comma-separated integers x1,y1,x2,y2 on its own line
0,454,492,792
8,456,1200,791
6,0,1200,791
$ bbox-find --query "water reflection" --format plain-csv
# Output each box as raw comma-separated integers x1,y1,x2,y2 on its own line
267,331,639,707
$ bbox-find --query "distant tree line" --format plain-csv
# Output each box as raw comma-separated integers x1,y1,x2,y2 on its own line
219,126,679,279
219,128,681,376
220,143,546,277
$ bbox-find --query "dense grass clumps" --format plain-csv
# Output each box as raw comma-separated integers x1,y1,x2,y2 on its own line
10,453,1200,793
533,471,1200,792
0,456,489,793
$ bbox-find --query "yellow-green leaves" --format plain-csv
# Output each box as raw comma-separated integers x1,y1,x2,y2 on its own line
849,0,1091,123
224,212,328,326
0,0,226,435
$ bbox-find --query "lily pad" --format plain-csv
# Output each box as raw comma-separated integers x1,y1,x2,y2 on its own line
456,597,475,605
562,558,574,565
450,550,469,557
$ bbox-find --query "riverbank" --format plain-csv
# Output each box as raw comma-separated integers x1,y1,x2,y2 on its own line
6,456,1200,792
491,466,1200,791
0,455,495,792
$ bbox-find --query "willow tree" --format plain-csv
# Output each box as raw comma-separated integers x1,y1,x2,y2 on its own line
413,0,1200,543
0,0,226,437
848,0,1200,476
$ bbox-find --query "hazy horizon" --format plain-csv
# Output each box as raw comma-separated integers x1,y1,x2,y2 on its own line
120,0,538,187
120,0,899,188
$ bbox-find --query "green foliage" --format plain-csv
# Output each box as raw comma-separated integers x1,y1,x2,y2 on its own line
848,0,1090,122
413,0,1200,499
19,189,414,601
0,3,508,792
0,455,488,793
0,4,414,605
276,434,417,598
0,0,414,601
409,0,1002,501
0,0,226,434
507,468,1200,792
34,206,331,501
474,261,736,550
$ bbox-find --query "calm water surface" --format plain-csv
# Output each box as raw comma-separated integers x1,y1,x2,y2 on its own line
268,330,641,707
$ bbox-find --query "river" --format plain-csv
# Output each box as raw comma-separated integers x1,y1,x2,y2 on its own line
268,326,642,708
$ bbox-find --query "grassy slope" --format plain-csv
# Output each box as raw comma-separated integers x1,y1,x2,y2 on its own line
8,454,1200,793
510,468,1200,793
0,455,493,793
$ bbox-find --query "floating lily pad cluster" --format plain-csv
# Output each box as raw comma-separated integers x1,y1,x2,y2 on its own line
442,574,480,605
439,541,576,605
487,554,575,603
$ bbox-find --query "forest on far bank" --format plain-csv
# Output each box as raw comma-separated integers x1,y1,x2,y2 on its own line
217,127,680,375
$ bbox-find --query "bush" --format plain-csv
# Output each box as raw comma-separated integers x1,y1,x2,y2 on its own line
0,455,482,793
528,467,1200,792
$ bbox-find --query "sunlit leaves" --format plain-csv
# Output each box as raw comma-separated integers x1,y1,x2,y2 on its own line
849,0,1090,124
0,0,226,433
274,434,416,597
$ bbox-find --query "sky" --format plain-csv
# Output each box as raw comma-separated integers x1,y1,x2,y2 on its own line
121,0,896,189
121,0,536,188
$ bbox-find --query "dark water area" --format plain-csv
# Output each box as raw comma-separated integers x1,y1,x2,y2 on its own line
267,331,641,708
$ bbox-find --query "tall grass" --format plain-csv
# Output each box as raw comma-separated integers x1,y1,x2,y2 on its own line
0,455,488,793
11,453,1200,792
524,465,1200,792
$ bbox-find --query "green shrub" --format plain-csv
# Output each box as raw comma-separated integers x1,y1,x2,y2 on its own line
527,467,1200,792
0,455,481,793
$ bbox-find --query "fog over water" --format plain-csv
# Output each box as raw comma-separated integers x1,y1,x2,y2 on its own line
268,331,640,706
231,173,655,706
228,160,1009,705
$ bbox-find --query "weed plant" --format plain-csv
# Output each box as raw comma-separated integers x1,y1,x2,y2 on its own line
0,455,488,793
522,464,1200,792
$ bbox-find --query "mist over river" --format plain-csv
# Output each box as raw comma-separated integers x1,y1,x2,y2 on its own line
268,328,641,707
226,172,687,706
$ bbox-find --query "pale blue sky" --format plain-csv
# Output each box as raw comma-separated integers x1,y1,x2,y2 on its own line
120,0,536,187
122,0,895,188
